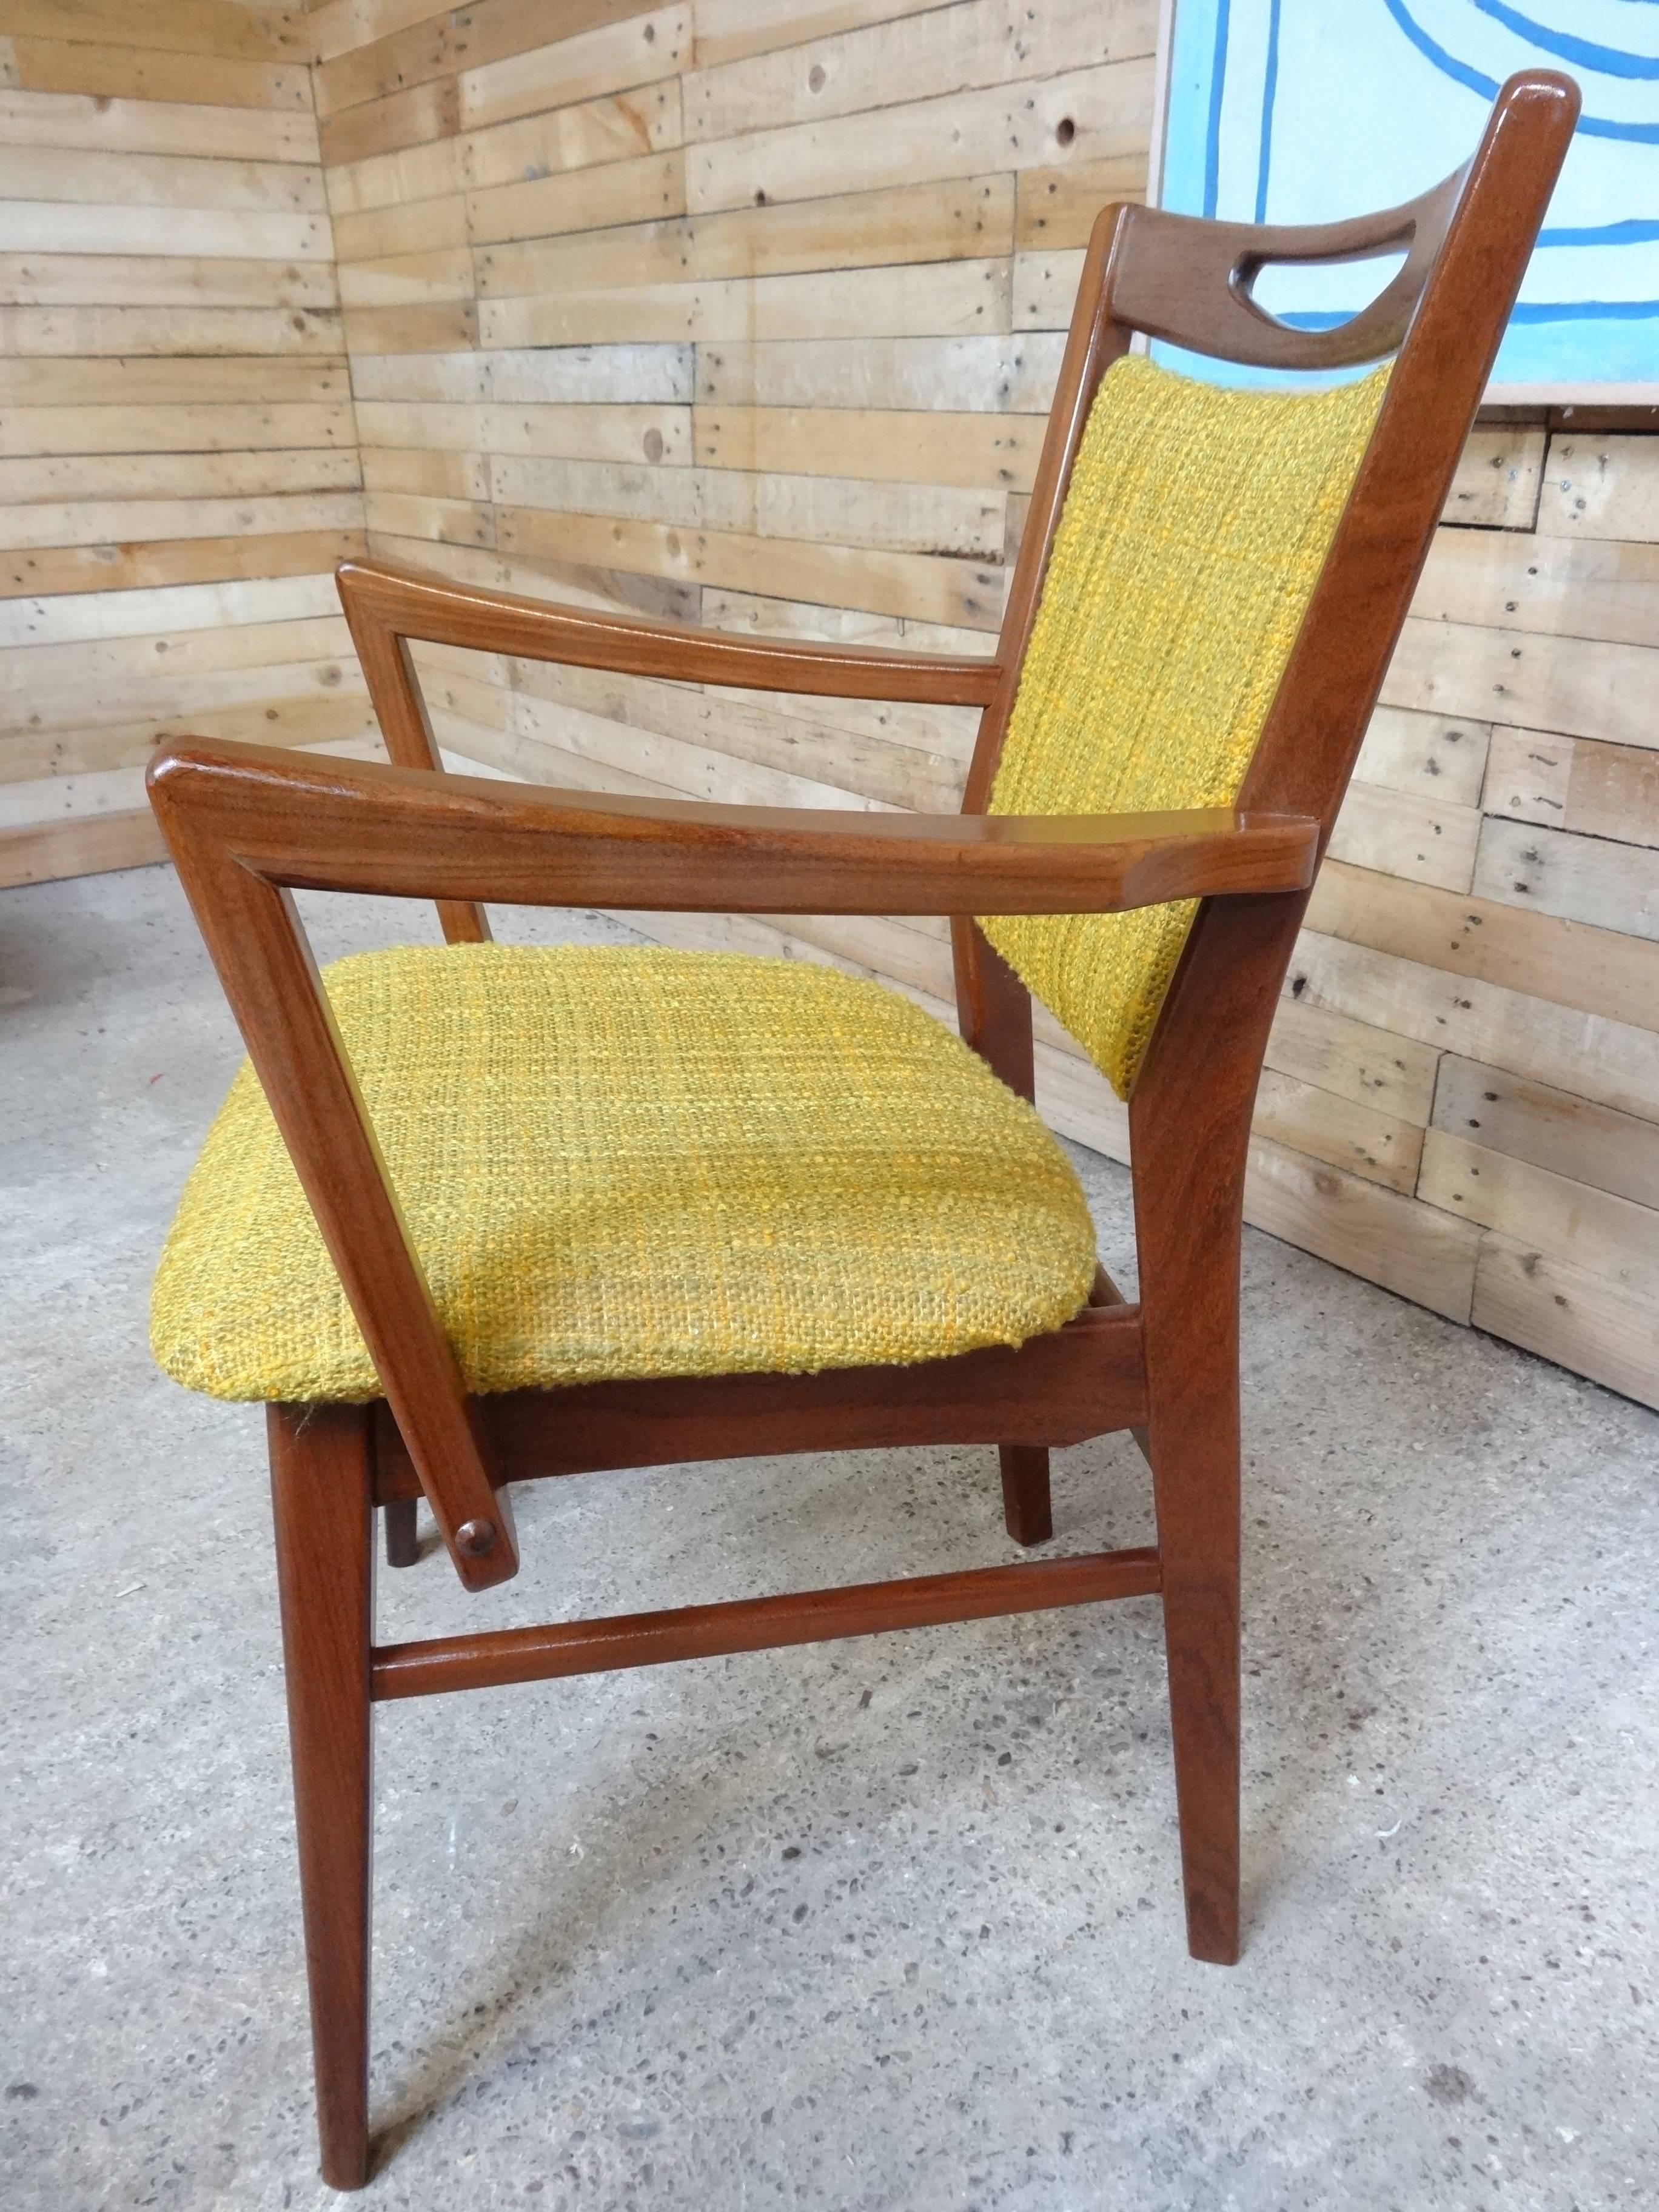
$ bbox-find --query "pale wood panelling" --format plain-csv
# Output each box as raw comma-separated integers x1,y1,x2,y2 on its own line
0,41,310,113
680,0,1157,141
1484,723,1659,848
684,60,1151,213
1473,1238,1659,1408
0,0,367,891
0,86,320,159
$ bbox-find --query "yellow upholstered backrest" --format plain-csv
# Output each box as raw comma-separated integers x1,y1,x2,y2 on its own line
982,353,1390,1097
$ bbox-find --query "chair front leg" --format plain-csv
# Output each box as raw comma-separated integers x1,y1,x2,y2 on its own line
1142,1332,1241,1965
1134,1133,1243,1963
269,1403,377,2190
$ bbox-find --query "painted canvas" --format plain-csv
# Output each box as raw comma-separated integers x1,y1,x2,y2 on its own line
1155,1,1659,395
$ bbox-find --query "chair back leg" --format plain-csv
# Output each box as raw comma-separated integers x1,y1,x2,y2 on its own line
269,1403,377,2189
997,1444,1054,1546
384,1495,420,1568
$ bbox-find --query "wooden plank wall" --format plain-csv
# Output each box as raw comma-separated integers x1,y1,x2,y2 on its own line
10,0,1656,1412
0,0,370,888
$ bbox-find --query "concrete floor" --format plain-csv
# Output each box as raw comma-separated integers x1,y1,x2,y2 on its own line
4,862,1657,2212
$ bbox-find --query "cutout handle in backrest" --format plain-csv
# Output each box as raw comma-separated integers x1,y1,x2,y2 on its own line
1107,167,1467,369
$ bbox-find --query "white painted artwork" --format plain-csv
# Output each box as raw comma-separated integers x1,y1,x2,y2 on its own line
1153,1,1659,396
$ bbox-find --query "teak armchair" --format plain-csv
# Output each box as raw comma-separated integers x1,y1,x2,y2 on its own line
145,73,1575,2188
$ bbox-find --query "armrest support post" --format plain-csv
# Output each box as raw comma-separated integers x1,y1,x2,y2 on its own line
153,792,518,1594
341,579,491,948
953,919,1036,1102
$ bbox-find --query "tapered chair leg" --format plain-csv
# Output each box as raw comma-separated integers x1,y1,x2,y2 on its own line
1128,916,1262,1970
384,1495,420,1568
1138,1202,1242,1963
268,1403,377,2191
1146,1407,1240,1964
998,1444,1053,1546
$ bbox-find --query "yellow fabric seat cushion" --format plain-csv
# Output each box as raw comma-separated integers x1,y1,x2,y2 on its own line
152,943,1099,1404
983,353,1390,1098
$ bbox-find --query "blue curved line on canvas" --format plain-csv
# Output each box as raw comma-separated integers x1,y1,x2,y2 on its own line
1510,298,1659,320
1469,0,1659,76
1275,300,1659,327
1538,216,1659,244
1255,0,1282,221
1380,0,1659,138
1203,0,1232,216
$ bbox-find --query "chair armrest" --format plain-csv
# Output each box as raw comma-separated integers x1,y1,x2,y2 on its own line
149,740,1321,916
337,556,1004,705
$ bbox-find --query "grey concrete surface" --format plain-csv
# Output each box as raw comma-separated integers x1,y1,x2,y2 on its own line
3,862,1657,2212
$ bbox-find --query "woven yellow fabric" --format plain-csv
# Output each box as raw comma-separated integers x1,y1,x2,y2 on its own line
151,944,1099,1403
984,354,1389,1096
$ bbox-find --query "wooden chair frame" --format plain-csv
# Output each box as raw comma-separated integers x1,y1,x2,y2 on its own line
145,72,1575,2188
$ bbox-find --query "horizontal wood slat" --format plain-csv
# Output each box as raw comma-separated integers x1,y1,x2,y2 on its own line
371,1544,1164,1700
0,12,366,874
